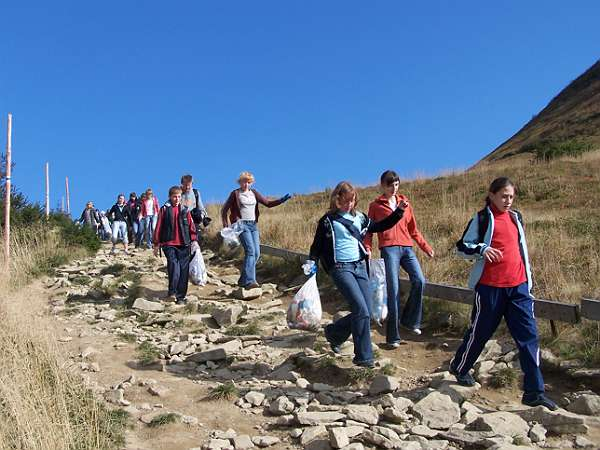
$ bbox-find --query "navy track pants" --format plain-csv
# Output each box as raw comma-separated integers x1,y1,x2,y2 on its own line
451,282,545,394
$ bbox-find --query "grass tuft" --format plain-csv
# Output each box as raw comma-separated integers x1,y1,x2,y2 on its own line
207,381,239,401
225,321,261,336
135,341,160,365
148,413,178,428
489,367,518,389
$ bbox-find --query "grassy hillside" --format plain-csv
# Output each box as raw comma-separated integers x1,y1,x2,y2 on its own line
479,60,600,164
209,150,600,304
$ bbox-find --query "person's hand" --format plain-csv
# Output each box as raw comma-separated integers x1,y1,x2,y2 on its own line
399,200,409,209
302,260,317,276
153,246,159,257
366,249,372,258
426,249,435,258
281,193,292,203
483,246,503,263
191,241,200,253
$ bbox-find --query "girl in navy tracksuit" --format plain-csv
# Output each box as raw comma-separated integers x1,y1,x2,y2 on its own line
450,177,557,410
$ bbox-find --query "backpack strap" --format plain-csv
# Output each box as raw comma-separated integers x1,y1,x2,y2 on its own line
477,208,489,244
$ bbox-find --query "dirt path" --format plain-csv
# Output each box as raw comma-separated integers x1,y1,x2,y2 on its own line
42,244,600,450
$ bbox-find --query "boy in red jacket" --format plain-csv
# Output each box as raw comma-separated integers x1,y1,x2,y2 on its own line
153,186,197,305
365,170,434,347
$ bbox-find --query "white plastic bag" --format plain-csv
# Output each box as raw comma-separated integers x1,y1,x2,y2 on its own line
220,221,243,249
189,245,207,286
369,258,388,324
101,216,112,236
287,275,322,331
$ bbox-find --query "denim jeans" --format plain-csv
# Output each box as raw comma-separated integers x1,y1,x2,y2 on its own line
111,221,129,244
381,246,426,343
326,261,374,364
141,215,157,248
162,245,191,300
238,220,260,286
130,220,141,246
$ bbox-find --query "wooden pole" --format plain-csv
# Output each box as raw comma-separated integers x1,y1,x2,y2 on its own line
45,162,50,217
4,113,12,271
65,176,70,216
61,196,65,213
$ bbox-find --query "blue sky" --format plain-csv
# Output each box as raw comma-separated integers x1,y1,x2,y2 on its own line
1,1,599,214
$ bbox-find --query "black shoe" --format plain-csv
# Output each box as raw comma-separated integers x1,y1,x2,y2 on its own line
175,298,188,305
353,359,375,368
244,282,260,289
522,393,558,411
449,365,476,387
324,325,342,354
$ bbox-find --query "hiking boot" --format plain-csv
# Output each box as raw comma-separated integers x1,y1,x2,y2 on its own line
109,247,116,255
383,341,403,349
175,298,188,305
162,294,176,303
401,323,422,335
449,365,477,387
353,359,375,369
324,325,342,354
522,393,558,411
244,282,260,289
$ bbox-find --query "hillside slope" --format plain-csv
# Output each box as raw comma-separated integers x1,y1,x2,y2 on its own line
479,60,600,164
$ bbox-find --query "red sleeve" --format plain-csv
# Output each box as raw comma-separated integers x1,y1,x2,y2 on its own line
153,208,164,246
406,206,432,254
188,211,197,242
254,189,284,208
364,202,376,252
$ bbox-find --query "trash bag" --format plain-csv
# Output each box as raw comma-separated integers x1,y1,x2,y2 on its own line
220,221,243,249
189,246,208,286
287,275,322,331
369,258,388,324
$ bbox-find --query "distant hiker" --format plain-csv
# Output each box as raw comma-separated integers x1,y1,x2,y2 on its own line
99,211,112,241
308,181,406,368
79,201,100,233
180,174,211,240
221,171,291,289
108,194,133,255
153,185,197,305
450,177,557,410
126,192,142,247
139,188,160,249
364,170,434,346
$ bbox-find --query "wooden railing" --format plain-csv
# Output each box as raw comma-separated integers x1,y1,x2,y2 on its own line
260,244,600,326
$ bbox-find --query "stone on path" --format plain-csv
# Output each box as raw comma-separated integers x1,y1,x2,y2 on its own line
235,287,263,301
104,388,129,406
529,423,547,443
360,429,394,449
296,411,346,426
232,435,254,450
300,426,327,445
343,405,379,425
468,411,529,438
244,391,265,407
147,384,169,397
251,436,280,447
202,439,231,450
212,305,243,327
328,427,349,448
513,406,589,434
132,298,165,312
567,394,600,416
269,396,295,415
368,375,399,396
186,348,227,363
412,392,461,429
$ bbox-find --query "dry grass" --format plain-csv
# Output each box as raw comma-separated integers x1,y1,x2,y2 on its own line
0,227,126,449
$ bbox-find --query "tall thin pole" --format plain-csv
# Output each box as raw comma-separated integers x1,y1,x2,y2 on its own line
45,162,50,217
61,196,65,213
65,176,70,216
4,113,12,271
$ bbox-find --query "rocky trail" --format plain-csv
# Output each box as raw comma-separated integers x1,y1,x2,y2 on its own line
40,243,600,450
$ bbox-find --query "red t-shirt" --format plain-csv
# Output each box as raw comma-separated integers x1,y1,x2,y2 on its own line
479,206,527,288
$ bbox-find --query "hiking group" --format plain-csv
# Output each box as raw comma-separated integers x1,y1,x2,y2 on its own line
79,169,557,412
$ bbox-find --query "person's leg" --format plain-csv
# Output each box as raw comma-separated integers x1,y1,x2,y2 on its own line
132,221,139,247
119,222,129,251
238,222,256,287
162,246,178,296
504,283,545,395
399,247,426,330
175,246,191,301
151,215,157,246
110,221,119,252
144,216,152,248
381,246,402,344
250,223,260,284
450,284,506,376
330,262,374,364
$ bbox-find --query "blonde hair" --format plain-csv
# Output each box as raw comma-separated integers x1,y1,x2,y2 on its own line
237,171,255,184
329,181,358,215
145,188,153,198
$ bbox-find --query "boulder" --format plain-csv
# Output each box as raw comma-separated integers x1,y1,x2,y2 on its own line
369,375,399,396
360,430,394,449
132,298,165,312
212,305,244,327
412,392,461,429
269,396,295,415
244,391,265,407
251,436,280,447
514,406,589,434
567,394,600,416
232,435,254,450
468,411,529,438
186,348,227,363
296,411,346,426
329,427,349,448
529,423,547,443
343,405,379,425
300,426,327,445
235,287,263,301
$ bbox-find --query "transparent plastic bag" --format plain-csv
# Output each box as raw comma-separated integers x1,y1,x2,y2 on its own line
369,258,388,325
220,221,243,248
287,275,322,331
189,244,207,286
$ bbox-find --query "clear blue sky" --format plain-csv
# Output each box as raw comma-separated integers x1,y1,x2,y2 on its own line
1,1,599,214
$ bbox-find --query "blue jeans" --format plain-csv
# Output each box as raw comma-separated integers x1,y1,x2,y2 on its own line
111,221,128,244
451,283,544,394
381,246,425,343
141,215,157,248
238,221,260,286
326,261,374,364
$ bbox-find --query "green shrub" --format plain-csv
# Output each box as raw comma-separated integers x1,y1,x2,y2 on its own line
529,139,594,161
489,367,518,389
207,381,238,401
148,413,178,428
135,342,160,365
100,263,126,276
49,213,101,254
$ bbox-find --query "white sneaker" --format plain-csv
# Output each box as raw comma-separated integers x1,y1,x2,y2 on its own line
412,328,422,335
390,342,401,348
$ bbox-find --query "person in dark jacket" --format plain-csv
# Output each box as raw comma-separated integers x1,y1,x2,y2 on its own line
79,201,100,233
308,181,407,367
126,192,142,247
153,186,198,305
108,194,133,255
221,171,291,289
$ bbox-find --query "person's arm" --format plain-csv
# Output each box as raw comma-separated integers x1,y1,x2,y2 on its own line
366,205,405,234
253,190,289,208
153,208,164,248
405,206,433,256
456,213,486,260
308,217,326,262
196,191,208,218
79,210,86,223
364,202,376,254
221,191,234,228
188,211,198,243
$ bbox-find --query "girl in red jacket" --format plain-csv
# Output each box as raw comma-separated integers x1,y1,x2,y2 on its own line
365,170,434,347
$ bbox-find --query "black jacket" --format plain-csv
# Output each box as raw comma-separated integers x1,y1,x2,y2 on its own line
158,203,194,246
108,204,133,225
308,207,404,274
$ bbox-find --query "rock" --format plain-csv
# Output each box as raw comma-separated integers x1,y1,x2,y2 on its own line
186,348,227,363
436,380,481,403
269,396,295,415
301,426,327,445
169,341,189,355
304,440,333,450
360,429,394,449
182,415,199,426
468,411,529,438
244,391,265,407
219,339,243,353
383,406,410,424
421,440,449,450
410,425,439,437
343,405,379,425
235,287,263,301
513,406,589,434
80,346,98,359
339,445,363,450
132,298,165,312
213,429,237,439
296,411,346,426
147,384,169,397
529,423,547,443
97,309,117,321
212,305,243,327
567,394,600,416
575,435,596,448
104,388,129,406
329,427,349,448
412,392,461,429
251,436,280,447
393,443,421,450
232,435,254,450
439,429,497,447
370,426,399,441
460,401,483,425
369,375,399,396
310,382,335,392
203,439,231,450
476,340,503,362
